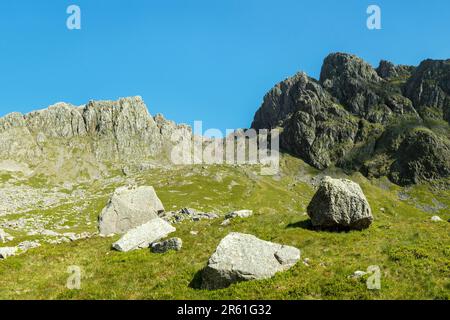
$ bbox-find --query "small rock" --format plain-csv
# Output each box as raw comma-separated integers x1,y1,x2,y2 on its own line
0,247,18,259
99,185,164,235
151,238,183,253
181,208,196,215
0,229,14,243
112,218,176,252
225,210,253,219
431,215,443,222
190,231,198,236
221,219,231,226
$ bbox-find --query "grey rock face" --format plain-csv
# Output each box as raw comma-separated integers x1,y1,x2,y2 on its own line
376,60,415,80
112,218,176,252
307,176,373,230
201,232,300,290
98,186,164,235
404,59,450,123
151,237,183,253
251,52,450,185
0,229,14,243
252,72,331,129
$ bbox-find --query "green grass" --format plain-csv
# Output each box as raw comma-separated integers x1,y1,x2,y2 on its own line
0,155,449,300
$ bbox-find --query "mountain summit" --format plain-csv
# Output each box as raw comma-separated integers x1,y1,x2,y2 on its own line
252,53,450,185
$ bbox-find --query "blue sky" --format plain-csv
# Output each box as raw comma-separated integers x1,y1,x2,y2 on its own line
0,0,449,131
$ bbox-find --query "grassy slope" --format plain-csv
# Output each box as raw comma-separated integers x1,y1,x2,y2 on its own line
0,155,449,300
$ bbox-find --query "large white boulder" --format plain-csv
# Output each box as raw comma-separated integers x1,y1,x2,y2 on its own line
307,176,373,230
98,186,164,235
112,218,176,252
201,233,300,290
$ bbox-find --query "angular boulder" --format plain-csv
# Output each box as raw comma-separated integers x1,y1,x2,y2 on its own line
112,218,175,252
201,233,300,290
99,186,164,235
307,176,373,230
151,237,183,253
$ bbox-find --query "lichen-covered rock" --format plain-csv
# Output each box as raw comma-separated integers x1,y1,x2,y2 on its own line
225,210,253,219
201,233,300,290
307,177,373,230
0,229,14,243
151,237,183,253
112,218,176,252
98,186,164,235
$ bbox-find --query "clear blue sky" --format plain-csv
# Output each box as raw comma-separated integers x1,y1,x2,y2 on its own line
0,0,449,131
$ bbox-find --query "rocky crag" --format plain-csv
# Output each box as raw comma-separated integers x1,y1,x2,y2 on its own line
252,53,450,185
0,96,191,180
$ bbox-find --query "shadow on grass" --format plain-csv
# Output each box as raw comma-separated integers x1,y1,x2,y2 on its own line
286,219,353,233
189,269,204,290
286,219,315,230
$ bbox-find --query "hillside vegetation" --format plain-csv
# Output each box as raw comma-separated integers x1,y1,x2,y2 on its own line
0,155,448,300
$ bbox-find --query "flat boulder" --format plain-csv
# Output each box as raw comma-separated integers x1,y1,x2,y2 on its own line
307,176,373,230
201,233,300,290
99,186,164,235
112,218,176,252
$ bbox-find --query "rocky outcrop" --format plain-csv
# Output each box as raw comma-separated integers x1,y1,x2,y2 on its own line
0,96,192,179
376,60,415,80
307,177,373,230
201,233,300,290
99,186,164,235
225,210,253,219
112,218,176,252
151,237,183,253
252,52,450,185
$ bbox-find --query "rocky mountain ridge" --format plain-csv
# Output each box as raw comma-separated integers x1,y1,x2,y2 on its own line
252,52,450,185
1,53,449,186
0,96,192,180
